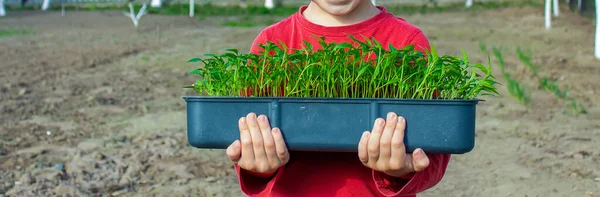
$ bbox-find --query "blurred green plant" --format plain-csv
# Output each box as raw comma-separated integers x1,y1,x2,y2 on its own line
480,42,587,115
0,28,35,39
490,46,531,106
515,47,587,115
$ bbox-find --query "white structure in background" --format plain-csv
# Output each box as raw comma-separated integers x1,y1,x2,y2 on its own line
466,0,473,7
42,0,50,10
545,0,552,29
189,0,194,17
151,0,161,8
371,0,376,6
0,0,5,17
595,0,600,59
545,0,561,29
123,2,147,27
265,0,274,9
553,0,559,16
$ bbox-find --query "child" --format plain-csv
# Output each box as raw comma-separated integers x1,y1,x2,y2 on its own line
225,0,451,196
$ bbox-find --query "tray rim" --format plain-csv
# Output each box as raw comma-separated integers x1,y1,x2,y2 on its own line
182,96,485,105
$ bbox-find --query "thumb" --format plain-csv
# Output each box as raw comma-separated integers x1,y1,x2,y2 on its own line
226,140,242,164
411,148,430,172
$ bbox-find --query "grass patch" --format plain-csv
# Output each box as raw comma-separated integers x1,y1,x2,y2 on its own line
0,28,35,39
222,20,259,27
221,16,279,28
146,3,298,17
6,4,122,11
378,0,542,15
6,0,542,18
144,1,542,17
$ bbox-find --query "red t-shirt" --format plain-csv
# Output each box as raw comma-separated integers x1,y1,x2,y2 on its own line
235,5,451,197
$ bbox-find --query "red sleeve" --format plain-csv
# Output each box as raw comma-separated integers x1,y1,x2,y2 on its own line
372,153,451,196
250,29,269,54
235,164,286,197
406,29,431,54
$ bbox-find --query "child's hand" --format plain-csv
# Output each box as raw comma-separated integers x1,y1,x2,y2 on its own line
358,112,431,178
226,113,290,178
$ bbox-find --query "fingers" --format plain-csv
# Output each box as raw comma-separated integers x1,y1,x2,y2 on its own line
358,113,430,177
257,115,278,165
367,118,385,162
411,148,430,172
272,128,289,164
390,116,406,163
235,113,289,174
238,117,255,162
246,113,268,163
226,140,241,164
358,131,370,164
379,112,397,163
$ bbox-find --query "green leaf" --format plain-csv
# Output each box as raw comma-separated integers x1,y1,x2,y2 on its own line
225,48,239,54
333,43,353,50
388,43,397,52
188,58,202,63
189,69,202,75
473,64,489,75
204,53,218,58
461,49,469,65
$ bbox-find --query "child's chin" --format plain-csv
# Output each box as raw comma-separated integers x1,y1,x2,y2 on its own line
322,6,355,16
313,0,361,15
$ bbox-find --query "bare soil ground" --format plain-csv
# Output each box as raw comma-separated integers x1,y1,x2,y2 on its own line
0,5,599,197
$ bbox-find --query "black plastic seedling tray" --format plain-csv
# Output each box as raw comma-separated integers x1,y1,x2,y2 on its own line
183,96,481,154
